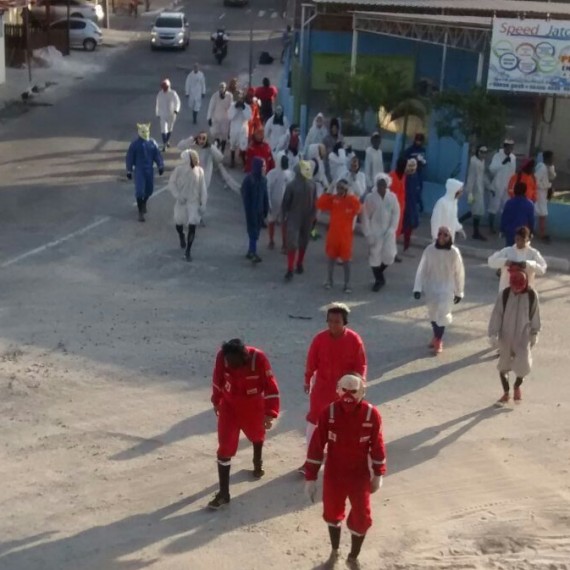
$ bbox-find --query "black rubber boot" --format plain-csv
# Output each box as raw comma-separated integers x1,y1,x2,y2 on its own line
230,150,236,168
136,199,145,222
346,534,365,569
488,213,496,234
192,111,198,124
459,211,472,223
142,198,148,214
252,442,264,478
473,217,487,240
176,225,186,249
208,460,231,510
328,525,341,550
220,140,226,154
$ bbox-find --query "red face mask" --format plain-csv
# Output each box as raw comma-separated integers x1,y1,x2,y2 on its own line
340,393,358,412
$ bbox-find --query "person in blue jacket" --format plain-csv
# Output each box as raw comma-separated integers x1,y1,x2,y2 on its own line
404,133,427,212
501,181,535,246
241,157,268,263
126,123,164,222
402,158,421,251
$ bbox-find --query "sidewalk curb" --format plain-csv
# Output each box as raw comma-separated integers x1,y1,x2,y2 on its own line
218,163,570,273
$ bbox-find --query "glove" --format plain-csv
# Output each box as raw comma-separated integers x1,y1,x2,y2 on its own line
305,480,317,503
174,111,178,115
502,156,511,165
202,93,205,98
413,291,421,300
467,193,475,205
530,334,538,348
213,405,219,416
304,384,310,395
370,475,383,494
208,118,212,127
488,336,499,349
547,188,554,201
126,172,132,180
417,154,427,165
158,168,164,176
453,295,462,304
264,416,274,430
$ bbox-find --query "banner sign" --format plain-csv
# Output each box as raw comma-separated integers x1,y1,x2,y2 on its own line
487,18,570,94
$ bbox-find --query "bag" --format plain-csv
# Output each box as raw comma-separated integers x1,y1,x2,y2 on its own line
259,51,274,65
502,286,537,319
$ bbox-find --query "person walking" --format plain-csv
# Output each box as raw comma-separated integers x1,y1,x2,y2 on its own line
488,269,541,405
389,157,407,255
267,152,293,251
303,304,367,455
282,161,317,281
501,181,535,247
364,132,384,192
155,79,181,151
208,338,280,509
361,173,400,292
303,113,328,155
402,158,421,252
228,93,252,169
207,82,233,153
279,124,302,171
280,24,292,63
430,178,465,241
461,145,488,240
245,127,275,173
125,123,164,222
508,158,537,202
343,156,367,200
413,225,465,354
184,63,206,125
534,151,556,242
487,226,547,292
241,157,268,263
304,374,386,570
264,105,290,155
317,179,362,293
168,149,207,261
255,78,279,124
488,139,516,233
404,133,427,212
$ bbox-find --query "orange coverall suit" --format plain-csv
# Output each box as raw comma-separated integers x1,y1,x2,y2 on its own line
304,329,367,424
305,400,387,535
317,193,362,262
212,347,280,458
389,171,406,236
508,172,537,202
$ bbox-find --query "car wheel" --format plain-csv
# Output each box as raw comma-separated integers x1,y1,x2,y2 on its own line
83,38,97,51
70,12,83,18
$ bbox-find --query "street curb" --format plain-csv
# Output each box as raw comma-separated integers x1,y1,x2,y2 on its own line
218,163,570,273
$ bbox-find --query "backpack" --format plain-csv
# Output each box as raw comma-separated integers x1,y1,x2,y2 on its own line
259,51,274,65
502,287,537,319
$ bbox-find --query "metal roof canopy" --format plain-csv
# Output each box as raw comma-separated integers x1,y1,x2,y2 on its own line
353,11,492,52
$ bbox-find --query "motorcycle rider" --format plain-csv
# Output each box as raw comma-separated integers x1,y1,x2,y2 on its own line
211,29,229,61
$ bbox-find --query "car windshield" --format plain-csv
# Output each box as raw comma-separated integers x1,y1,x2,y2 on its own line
154,17,181,28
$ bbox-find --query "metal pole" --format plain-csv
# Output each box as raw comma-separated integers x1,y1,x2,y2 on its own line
476,51,484,85
439,30,449,92
248,18,253,87
23,7,32,86
66,0,70,55
350,13,358,75
299,3,305,71
104,0,110,29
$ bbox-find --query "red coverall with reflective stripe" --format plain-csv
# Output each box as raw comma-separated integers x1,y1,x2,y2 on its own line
212,347,280,458
305,400,386,536
304,329,367,424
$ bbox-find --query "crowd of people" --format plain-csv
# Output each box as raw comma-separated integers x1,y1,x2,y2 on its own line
124,72,550,568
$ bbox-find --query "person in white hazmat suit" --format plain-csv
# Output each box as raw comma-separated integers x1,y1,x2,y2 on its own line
264,105,290,156
487,225,547,292
155,79,181,151
207,82,233,153
488,268,541,405
488,139,516,233
228,95,252,168
303,113,328,155
461,145,488,240
306,143,330,240
168,149,207,262
364,132,384,191
413,226,465,354
185,63,207,125
342,155,367,200
267,152,293,251
430,178,465,241
362,173,400,292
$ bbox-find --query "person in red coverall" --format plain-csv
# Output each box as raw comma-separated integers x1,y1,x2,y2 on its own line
245,127,275,173
305,374,386,570
255,77,278,123
245,87,263,140
208,338,280,510
302,303,367,462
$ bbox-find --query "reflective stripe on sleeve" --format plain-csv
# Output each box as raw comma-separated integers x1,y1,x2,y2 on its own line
371,459,386,465
264,394,279,399
366,403,373,422
306,458,322,465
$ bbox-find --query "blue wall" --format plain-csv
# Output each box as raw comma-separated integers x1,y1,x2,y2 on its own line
309,31,479,92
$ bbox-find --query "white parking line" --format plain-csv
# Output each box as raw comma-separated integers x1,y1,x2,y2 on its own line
271,11,278,18
1,217,111,269
219,12,225,20
258,10,266,17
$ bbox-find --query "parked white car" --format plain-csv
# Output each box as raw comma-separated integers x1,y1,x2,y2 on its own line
49,18,103,51
150,12,190,50
32,0,104,23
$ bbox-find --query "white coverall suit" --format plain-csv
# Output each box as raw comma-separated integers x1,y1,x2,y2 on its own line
362,189,400,267
228,102,252,152
156,88,181,139
207,91,233,142
185,70,206,113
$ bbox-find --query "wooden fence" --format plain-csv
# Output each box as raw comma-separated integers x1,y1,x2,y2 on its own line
4,23,69,67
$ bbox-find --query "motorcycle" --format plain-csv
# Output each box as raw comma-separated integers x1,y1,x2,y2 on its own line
212,30,228,64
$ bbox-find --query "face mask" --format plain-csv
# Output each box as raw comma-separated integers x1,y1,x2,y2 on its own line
137,123,150,141
340,393,358,412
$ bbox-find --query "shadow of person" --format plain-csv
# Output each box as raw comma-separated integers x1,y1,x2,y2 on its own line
0,532,58,557
388,405,512,476
109,408,217,461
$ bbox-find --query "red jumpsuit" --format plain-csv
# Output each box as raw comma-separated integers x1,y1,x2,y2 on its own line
305,400,387,535
304,329,367,424
245,140,275,173
212,346,280,458
389,170,406,236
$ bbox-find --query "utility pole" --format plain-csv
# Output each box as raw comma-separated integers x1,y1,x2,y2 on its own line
248,17,253,87
104,0,110,29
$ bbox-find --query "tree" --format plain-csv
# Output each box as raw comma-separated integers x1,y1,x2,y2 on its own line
433,86,507,151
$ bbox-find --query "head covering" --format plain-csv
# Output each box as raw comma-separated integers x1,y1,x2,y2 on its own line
161,79,171,89
251,157,264,177
337,374,366,403
503,138,515,145
434,225,453,249
375,172,392,188
219,81,227,90
299,160,313,180
137,123,150,141
253,127,264,142
509,268,528,294
445,178,463,199
181,148,199,167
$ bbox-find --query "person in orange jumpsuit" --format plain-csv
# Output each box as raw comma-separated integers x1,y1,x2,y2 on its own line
245,87,263,141
389,157,407,263
245,127,275,173
301,303,367,468
305,374,387,570
208,338,280,510
508,158,537,202
317,179,361,293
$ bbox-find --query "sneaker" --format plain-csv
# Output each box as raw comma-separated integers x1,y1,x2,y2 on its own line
394,255,403,263
245,252,255,260
284,270,294,281
433,339,443,354
207,492,230,510
514,387,522,402
268,241,275,250
252,255,263,263
253,465,265,479
324,281,333,290
343,285,352,294
296,264,304,274
371,274,385,292
346,555,361,570
497,392,510,405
